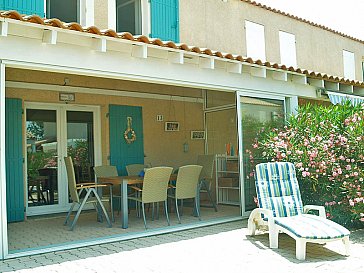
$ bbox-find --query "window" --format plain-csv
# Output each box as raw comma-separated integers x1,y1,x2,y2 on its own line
116,0,142,34
245,21,266,61
279,31,297,67
343,50,355,79
46,0,94,26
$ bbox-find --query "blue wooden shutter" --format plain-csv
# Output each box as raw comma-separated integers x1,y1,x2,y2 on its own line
0,0,44,17
109,105,144,176
5,98,24,222
150,0,179,42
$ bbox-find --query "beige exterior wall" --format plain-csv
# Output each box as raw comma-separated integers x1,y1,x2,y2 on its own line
6,69,205,170
180,0,364,81
94,0,109,30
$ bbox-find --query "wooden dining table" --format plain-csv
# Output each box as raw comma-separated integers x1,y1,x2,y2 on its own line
98,174,200,229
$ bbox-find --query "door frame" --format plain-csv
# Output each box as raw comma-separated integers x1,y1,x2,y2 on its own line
24,102,102,216
236,90,286,217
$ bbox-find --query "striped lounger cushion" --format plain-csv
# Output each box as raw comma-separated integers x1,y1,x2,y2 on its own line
274,214,350,239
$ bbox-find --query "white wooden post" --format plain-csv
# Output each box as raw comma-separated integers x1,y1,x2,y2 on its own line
0,62,8,259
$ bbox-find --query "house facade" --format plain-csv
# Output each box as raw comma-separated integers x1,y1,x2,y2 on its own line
0,0,363,259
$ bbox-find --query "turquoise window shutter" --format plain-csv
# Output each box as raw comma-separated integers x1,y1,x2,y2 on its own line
109,105,144,176
150,0,179,43
5,98,25,222
0,0,44,17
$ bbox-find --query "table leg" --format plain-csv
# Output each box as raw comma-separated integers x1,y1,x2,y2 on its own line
193,185,200,217
121,180,128,229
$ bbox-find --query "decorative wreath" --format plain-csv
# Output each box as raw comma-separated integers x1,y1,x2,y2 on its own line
124,117,137,144
124,128,136,144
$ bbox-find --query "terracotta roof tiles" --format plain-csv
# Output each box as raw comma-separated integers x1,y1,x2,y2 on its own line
0,10,363,88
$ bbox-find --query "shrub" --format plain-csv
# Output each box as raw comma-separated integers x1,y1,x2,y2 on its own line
250,101,364,228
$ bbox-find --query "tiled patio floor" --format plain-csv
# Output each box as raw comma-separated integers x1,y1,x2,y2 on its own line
8,204,240,252
1,220,363,273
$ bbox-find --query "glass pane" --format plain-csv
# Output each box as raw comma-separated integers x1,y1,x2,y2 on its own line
116,0,141,34
26,109,58,206
206,108,240,206
240,97,285,211
47,0,78,23
206,108,238,155
206,90,235,108
67,111,94,184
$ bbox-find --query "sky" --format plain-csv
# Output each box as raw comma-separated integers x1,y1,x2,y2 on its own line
255,0,364,40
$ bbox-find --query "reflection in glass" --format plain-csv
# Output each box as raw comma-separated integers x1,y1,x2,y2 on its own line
26,109,58,206
240,97,285,211
67,111,94,184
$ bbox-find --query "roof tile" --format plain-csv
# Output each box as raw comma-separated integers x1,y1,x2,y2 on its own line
0,10,363,88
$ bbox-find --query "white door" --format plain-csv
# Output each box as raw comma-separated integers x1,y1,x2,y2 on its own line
25,103,101,216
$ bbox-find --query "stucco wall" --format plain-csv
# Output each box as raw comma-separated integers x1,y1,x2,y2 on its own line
94,0,109,30
5,69,205,170
179,0,364,81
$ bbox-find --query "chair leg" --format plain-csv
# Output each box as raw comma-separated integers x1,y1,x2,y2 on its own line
343,236,350,256
247,217,257,236
69,190,91,231
109,185,114,223
164,200,170,226
296,239,306,260
141,202,147,229
175,198,181,224
195,197,201,221
206,187,218,212
152,203,155,221
156,202,160,220
181,199,184,216
269,225,279,249
92,188,112,228
64,202,76,225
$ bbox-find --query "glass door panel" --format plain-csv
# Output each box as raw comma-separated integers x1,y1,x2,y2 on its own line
66,111,95,184
239,96,285,213
26,109,59,207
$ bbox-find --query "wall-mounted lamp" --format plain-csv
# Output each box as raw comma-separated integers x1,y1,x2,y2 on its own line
183,142,189,153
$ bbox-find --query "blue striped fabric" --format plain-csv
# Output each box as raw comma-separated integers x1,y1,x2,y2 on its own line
328,92,364,106
255,162,303,217
274,214,350,239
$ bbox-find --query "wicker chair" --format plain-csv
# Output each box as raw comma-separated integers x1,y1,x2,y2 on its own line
126,164,146,176
197,155,218,211
93,165,119,221
64,157,112,231
168,165,203,223
128,167,173,229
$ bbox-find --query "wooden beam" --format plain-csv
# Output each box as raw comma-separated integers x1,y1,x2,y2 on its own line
339,83,353,93
270,70,288,81
92,38,107,52
291,74,307,85
226,62,242,74
324,81,339,91
353,86,364,95
42,29,57,45
0,21,8,37
168,51,184,64
250,66,266,78
307,78,324,88
199,57,214,69
132,44,147,59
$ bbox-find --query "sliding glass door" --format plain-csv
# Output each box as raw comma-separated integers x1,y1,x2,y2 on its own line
237,93,285,216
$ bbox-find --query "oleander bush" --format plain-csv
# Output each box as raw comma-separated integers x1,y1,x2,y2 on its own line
249,101,364,228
